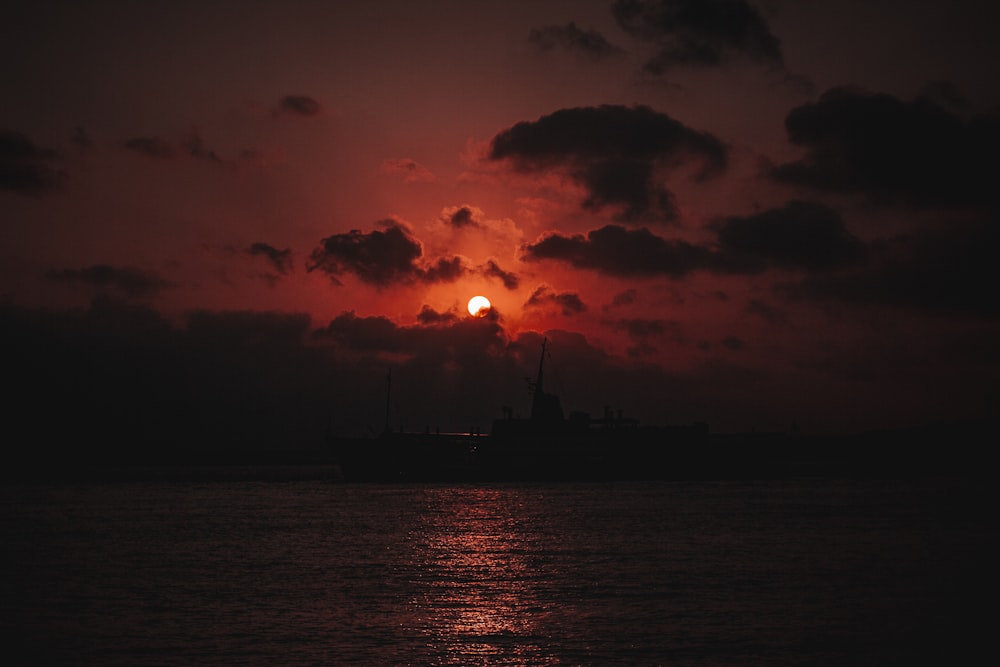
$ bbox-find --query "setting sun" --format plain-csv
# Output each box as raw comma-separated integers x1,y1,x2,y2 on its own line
467,295,491,317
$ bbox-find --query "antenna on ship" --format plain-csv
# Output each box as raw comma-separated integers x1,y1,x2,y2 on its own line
530,337,564,423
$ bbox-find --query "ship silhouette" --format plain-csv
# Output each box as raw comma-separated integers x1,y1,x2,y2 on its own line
329,338,991,482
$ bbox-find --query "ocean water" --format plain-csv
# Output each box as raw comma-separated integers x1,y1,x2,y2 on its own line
1,475,990,666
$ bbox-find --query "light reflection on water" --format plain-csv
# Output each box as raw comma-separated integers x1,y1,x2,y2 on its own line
405,487,554,665
1,478,990,665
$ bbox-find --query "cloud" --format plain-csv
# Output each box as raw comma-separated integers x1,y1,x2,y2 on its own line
124,129,231,166
720,335,745,350
247,242,293,275
480,259,520,290
488,105,726,222
607,288,639,309
0,129,64,195
45,264,171,299
608,316,678,340
71,127,92,152
381,157,437,183
441,205,481,228
525,285,587,316
783,219,1000,319
773,86,1000,208
307,219,468,287
417,305,459,326
612,0,783,73
319,311,407,351
525,200,867,278
1,299,359,460
527,22,625,60
123,136,175,159
524,224,712,277
603,316,684,358
744,298,787,325
712,200,865,272
275,95,324,118
578,157,679,222
490,104,726,169
181,128,224,163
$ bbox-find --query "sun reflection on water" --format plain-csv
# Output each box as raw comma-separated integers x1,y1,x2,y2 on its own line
406,487,557,665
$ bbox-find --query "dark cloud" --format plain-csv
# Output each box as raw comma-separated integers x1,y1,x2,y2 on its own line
71,126,92,151
480,259,520,290
320,311,407,352
612,317,672,339
247,243,293,275
423,256,466,283
604,316,684,358
526,201,867,278
721,336,745,351
447,206,477,228
578,157,679,222
488,105,726,222
612,0,783,73
125,129,230,165
745,298,787,325
417,305,459,326
525,285,587,316
277,95,323,117
46,264,171,299
181,128,223,163
773,86,1000,208
1,299,352,462
783,219,1000,319
0,129,64,195
381,158,436,183
123,136,175,159
527,22,625,59
490,104,726,169
713,200,865,272
308,220,467,287
610,288,639,308
524,224,712,277
918,80,969,112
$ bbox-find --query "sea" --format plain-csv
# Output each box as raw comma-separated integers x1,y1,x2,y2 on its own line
1,472,991,666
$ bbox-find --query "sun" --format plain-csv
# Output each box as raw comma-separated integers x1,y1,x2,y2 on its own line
467,295,491,317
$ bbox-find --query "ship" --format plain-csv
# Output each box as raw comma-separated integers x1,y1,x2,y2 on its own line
329,338,992,482
331,338,772,482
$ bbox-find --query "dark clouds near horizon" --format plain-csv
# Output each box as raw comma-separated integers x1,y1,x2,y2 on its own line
45,264,171,299
784,218,1000,319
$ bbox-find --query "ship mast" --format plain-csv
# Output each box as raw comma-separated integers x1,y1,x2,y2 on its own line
529,337,563,422
535,337,547,397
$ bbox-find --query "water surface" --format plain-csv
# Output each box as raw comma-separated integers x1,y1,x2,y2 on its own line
1,477,989,665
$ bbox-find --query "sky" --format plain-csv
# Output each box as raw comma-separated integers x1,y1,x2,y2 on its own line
3,0,999,460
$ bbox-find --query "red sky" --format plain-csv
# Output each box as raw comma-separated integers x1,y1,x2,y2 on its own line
3,0,999,457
